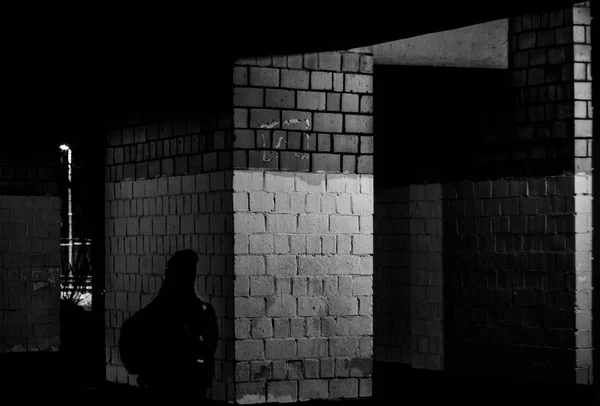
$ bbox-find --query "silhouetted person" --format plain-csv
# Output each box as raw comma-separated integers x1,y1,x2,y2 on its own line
119,250,219,399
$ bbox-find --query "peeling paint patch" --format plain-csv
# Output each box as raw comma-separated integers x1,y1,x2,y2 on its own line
259,121,279,129
261,118,311,130
283,118,310,130
283,118,309,127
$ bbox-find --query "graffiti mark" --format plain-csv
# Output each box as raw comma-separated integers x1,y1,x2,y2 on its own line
274,137,286,149
294,152,310,160
260,131,268,148
262,151,274,162
259,118,311,130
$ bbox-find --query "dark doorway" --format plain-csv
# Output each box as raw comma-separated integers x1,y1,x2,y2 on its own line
373,64,514,399
57,136,106,388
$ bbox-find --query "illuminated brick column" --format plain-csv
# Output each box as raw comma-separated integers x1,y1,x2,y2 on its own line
231,49,374,403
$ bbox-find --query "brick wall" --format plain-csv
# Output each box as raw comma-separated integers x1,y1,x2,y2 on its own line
105,48,374,402
573,173,593,383
104,113,237,401
442,2,590,384
570,4,593,385
372,2,593,386
0,146,61,196
445,3,593,384
443,176,584,382
231,49,374,403
374,185,443,370
232,49,373,175
374,188,410,364
0,195,62,353
508,3,592,177
232,171,373,403
408,184,443,370
1,144,62,354
105,112,234,183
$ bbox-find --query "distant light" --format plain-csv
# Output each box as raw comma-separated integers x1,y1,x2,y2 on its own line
59,144,70,151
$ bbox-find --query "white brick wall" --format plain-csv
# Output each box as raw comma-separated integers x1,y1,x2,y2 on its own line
574,173,593,383
104,172,235,399
233,170,373,403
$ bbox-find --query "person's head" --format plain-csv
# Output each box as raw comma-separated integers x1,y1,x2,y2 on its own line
164,250,199,289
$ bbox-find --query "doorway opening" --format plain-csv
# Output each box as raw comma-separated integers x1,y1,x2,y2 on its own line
57,140,105,388
373,64,514,396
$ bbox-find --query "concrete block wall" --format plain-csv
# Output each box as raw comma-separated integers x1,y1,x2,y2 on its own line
232,171,373,403
374,185,443,370
232,50,374,403
569,6,593,385
232,49,374,175
574,173,593,384
1,144,62,354
440,6,593,381
375,179,591,383
104,114,237,401
105,114,234,183
570,3,593,173
104,48,374,403
0,195,62,353
374,188,410,364
441,4,596,379
509,2,592,175
409,184,443,370
403,3,593,385
0,146,61,196
444,176,583,382
371,3,593,386
451,2,593,384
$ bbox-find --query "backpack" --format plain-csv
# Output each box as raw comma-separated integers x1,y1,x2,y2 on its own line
119,299,217,378
119,306,154,375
